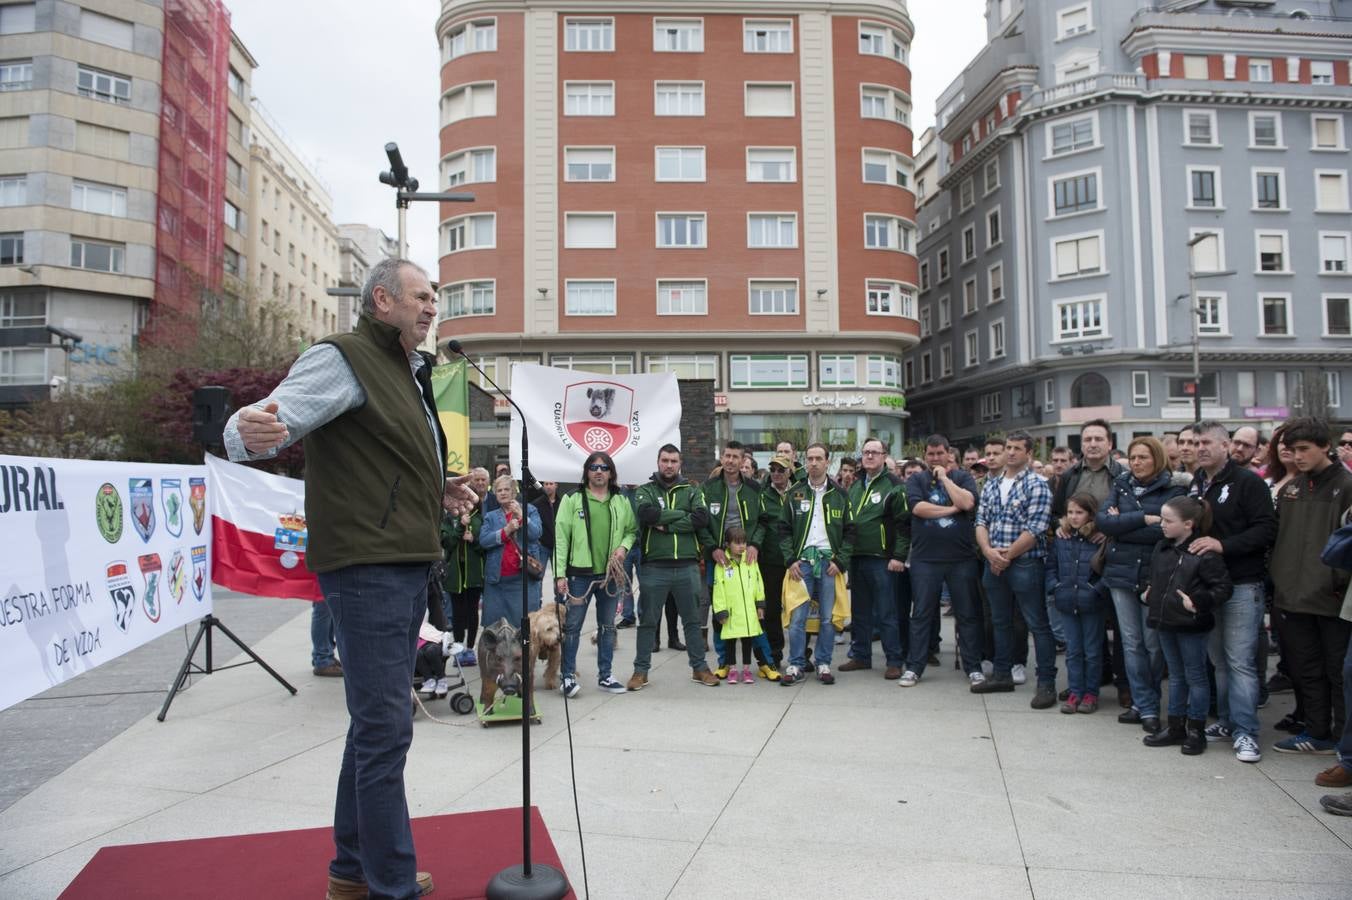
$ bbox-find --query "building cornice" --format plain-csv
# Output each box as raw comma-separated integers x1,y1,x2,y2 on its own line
440,329,919,349
937,65,1038,145
1122,25,1352,60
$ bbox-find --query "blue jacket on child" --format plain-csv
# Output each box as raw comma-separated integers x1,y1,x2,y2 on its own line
1045,521,1107,615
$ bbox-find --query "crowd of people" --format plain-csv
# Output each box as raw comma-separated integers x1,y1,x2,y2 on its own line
412,418,1352,821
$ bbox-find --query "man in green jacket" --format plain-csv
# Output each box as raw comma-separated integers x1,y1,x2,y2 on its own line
758,452,795,668
698,440,766,672
779,442,852,685
554,451,637,698
440,504,485,665
839,437,912,679
628,444,720,689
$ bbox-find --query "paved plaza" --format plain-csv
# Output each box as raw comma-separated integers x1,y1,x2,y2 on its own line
2,591,1351,899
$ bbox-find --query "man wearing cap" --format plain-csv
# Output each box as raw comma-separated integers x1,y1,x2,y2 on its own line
758,451,795,667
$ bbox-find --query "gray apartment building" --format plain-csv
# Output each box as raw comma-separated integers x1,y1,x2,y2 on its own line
906,0,1352,452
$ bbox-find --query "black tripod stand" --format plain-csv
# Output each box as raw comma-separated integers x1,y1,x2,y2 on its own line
158,614,297,721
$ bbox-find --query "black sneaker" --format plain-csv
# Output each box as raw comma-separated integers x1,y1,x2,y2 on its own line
1276,713,1307,734
971,675,1015,694
1118,707,1143,725
616,617,636,629
1267,672,1294,694
1030,684,1058,709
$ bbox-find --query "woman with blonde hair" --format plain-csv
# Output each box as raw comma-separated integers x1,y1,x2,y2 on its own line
478,474,544,627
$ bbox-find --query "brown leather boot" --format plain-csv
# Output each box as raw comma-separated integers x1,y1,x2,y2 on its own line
326,871,434,899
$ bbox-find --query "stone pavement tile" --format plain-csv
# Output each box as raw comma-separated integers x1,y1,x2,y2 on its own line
439,742,754,844
1029,867,1352,900
705,753,1024,868
547,830,699,899
544,691,787,756
0,845,100,898
986,708,1180,771
1004,766,1352,881
0,783,197,874
761,703,997,768
85,791,333,848
670,841,1033,898
1272,778,1352,847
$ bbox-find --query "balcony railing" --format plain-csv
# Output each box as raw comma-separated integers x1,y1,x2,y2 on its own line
1021,73,1146,113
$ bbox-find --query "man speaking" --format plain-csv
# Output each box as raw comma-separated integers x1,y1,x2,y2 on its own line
223,258,476,900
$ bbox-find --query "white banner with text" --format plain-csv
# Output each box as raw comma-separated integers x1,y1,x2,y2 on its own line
0,455,212,712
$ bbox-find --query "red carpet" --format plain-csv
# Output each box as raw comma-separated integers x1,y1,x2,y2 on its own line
60,807,574,899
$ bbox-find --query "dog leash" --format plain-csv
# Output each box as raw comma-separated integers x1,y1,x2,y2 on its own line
561,555,632,604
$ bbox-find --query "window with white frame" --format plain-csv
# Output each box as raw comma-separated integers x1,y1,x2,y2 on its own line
1187,231,1223,275
70,238,124,273
1132,371,1150,407
980,391,1003,422
919,306,931,337
1196,293,1227,336
1321,232,1350,273
730,354,808,388
860,86,910,125
1256,231,1288,273
937,248,950,281
744,20,792,53
655,146,705,181
0,175,23,206
988,262,1004,304
919,261,931,292
443,19,496,60
1260,294,1292,336
1052,233,1103,278
655,82,704,116
1250,111,1282,148
867,355,901,388
959,178,974,211
563,82,613,116
442,148,496,187
443,214,495,253
939,345,953,378
1052,170,1099,215
1057,4,1091,38
77,66,131,104
0,347,44,385
657,212,706,248
961,225,976,263
819,354,857,388
749,280,798,315
0,293,45,326
79,10,132,50
1182,55,1209,80
963,330,979,367
984,158,1000,194
864,215,913,252
565,281,617,316
1248,58,1273,82
223,199,243,232
866,280,913,317
1254,168,1285,209
1043,378,1056,412
748,213,796,248
961,277,978,315
1317,171,1349,211
938,295,951,330
1313,115,1346,151
441,83,496,125
564,213,616,248
862,149,910,188
986,207,1002,246
1055,50,1099,84
1167,373,1219,404
1048,113,1096,155
441,280,495,318
0,60,32,91
1311,60,1335,85
654,19,703,52
920,351,932,383
1188,166,1221,208
1329,371,1343,407
746,147,796,182
744,83,794,117
1184,110,1218,147
564,147,614,182
989,320,1006,358
1325,295,1351,337
0,4,35,35
859,22,907,62
552,354,633,374
1054,295,1106,340
646,353,718,384
657,280,707,315
565,18,613,51
903,358,914,388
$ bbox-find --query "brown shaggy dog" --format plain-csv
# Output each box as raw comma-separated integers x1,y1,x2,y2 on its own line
529,602,564,690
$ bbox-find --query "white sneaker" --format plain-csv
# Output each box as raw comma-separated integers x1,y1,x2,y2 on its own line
1011,664,1027,685
442,635,464,657
969,671,987,687
898,670,919,687
816,664,835,684
1233,734,1262,764
981,660,994,676
433,678,449,698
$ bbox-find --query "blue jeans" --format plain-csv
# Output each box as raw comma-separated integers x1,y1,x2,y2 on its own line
1110,587,1163,718
1062,605,1105,697
620,545,641,620
318,563,429,900
908,559,981,676
787,561,836,670
1046,593,1066,645
562,575,618,681
895,568,914,662
311,600,338,668
1159,629,1211,720
1338,635,1352,772
1208,581,1263,739
847,557,903,667
984,557,1057,685
482,575,541,629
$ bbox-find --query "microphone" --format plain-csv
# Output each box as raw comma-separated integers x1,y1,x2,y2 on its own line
444,340,534,491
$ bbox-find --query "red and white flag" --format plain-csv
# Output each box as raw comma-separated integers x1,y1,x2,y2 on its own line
205,454,322,601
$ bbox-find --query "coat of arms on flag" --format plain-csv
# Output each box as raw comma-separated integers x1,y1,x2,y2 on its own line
562,382,634,455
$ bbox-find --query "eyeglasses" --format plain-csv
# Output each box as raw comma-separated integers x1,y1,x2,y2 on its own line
861,449,884,456
587,464,610,472
1340,441,1352,448
769,465,786,473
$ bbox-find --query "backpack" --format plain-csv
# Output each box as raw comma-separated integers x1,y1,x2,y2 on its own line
1321,516,1352,571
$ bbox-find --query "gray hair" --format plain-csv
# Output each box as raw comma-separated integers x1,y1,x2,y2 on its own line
360,258,425,315
1194,419,1230,441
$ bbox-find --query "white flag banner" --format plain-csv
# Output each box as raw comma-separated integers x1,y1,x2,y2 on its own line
0,455,212,712
508,363,682,485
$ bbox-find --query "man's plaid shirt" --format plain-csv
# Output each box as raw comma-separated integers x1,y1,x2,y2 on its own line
975,467,1053,559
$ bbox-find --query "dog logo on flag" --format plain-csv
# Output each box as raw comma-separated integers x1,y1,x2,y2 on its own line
275,512,308,570
188,477,206,535
96,482,123,544
168,548,187,604
107,561,136,633
191,546,207,601
129,478,155,542
139,553,162,623
162,478,184,538
562,382,634,455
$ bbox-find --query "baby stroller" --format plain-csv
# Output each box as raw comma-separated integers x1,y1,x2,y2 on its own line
414,624,476,715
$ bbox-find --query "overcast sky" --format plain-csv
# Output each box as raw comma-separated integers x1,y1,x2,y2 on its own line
226,0,989,275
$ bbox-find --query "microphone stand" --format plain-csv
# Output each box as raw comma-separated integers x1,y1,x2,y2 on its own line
448,342,569,900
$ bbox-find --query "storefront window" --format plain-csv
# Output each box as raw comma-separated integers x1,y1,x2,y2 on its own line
868,415,903,457
731,413,809,454
818,413,860,456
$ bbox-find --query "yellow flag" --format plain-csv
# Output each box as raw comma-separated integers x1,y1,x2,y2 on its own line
431,359,470,474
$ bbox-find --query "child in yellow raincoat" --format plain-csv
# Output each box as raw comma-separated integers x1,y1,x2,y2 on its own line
712,527,779,683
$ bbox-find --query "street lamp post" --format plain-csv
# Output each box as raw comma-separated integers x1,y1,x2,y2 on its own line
1183,232,1235,423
